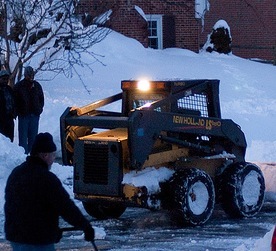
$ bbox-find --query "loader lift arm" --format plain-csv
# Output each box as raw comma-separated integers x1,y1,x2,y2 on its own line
60,92,124,165
128,109,247,170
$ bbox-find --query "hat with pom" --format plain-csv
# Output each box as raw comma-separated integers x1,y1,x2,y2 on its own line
30,132,57,155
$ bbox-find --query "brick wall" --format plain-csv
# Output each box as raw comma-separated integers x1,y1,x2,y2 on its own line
109,1,149,47
77,0,202,52
136,1,200,51
200,0,276,61
0,1,274,62
76,0,276,61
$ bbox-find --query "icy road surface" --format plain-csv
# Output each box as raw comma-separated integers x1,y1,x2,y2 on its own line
1,202,275,251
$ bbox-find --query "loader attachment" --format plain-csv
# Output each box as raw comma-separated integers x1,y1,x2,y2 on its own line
60,92,123,165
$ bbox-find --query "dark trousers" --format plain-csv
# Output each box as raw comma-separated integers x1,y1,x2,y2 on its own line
18,114,39,154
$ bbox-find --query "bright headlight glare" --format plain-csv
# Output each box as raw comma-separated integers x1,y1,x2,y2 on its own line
137,80,150,91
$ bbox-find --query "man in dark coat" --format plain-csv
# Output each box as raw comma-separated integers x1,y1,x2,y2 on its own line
14,66,44,154
0,70,15,141
4,132,94,251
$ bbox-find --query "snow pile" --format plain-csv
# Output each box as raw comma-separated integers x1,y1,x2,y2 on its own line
122,167,175,194
235,226,274,251
32,30,276,163
257,162,276,201
0,135,25,206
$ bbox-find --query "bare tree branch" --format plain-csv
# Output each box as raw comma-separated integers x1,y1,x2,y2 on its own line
0,0,111,88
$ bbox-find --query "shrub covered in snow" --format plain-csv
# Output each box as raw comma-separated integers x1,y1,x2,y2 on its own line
202,19,232,54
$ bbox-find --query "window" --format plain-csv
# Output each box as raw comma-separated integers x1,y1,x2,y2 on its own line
177,93,209,117
132,93,166,112
146,15,163,49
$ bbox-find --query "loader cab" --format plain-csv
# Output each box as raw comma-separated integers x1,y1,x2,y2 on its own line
60,79,222,166
121,80,170,115
121,79,221,118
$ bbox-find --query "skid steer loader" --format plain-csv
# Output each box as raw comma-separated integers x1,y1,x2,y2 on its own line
60,79,265,226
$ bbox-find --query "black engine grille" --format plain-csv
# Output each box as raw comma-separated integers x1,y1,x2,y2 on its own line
83,143,109,184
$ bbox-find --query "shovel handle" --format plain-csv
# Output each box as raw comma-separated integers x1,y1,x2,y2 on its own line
61,227,99,251
91,240,99,251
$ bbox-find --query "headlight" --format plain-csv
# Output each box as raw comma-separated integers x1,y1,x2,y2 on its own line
121,80,166,91
137,80,150,91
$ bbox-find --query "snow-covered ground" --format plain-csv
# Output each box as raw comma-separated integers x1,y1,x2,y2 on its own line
0,30,276,250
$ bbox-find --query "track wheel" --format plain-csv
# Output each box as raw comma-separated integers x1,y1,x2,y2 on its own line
170,168,215,226
82,201,126,220
219,162,265,218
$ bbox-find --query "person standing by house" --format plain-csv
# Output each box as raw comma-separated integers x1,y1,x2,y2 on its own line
14,66,44,154
0,70,15,142
4,132,94,251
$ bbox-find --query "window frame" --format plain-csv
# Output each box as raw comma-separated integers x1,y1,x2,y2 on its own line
146,14,163,49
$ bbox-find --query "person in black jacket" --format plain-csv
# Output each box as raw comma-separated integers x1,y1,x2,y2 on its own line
0,70,15,141
14,66,44,154
4,132,94,251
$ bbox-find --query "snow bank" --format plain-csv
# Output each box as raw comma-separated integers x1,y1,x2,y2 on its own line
235,226,274,251
122,167,174,194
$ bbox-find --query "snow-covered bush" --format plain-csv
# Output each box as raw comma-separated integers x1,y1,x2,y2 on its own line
202,19,232,54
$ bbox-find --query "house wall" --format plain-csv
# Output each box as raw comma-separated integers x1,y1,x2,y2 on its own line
77,0,276,62
76,0,202,52
137,1,201,51
200,0,276,61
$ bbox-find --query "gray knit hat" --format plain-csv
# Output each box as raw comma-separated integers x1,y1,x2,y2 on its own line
24,66,34,78
0,70,10,78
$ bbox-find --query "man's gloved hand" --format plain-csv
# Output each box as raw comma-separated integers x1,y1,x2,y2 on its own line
84,225,95,242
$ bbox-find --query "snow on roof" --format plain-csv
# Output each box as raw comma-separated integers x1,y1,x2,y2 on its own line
135,5,147,22
94,9,113,25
